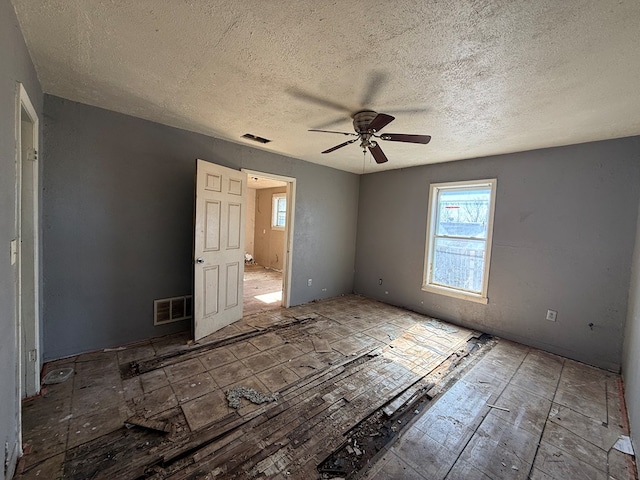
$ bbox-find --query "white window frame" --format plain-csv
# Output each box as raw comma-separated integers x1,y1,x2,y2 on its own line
272,193,286,230
422,178,497,304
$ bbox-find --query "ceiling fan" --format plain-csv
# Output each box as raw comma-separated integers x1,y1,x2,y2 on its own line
309,110,431,164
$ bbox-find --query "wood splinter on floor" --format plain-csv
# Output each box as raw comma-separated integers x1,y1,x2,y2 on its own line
125,415,171,433
486,404,510,412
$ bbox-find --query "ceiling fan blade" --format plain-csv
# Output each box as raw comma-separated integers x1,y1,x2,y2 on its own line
369,143,389,164
380,133,432,144
287,88,352,113
322,139,358,154
360,71,388,107
382,107,430,115
366,113,395,132
309,129,357,136
311,115,352,129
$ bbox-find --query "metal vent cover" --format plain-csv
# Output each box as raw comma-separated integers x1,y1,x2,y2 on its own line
154,295,192,325
242,133,271,144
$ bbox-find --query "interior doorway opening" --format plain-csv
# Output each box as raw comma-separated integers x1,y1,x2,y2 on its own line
243,171,295,316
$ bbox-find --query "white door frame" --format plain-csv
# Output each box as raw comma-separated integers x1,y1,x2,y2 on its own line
242,169,296,308
14,83,41,455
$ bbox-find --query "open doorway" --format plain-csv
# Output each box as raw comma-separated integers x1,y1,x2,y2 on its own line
242,170,295,315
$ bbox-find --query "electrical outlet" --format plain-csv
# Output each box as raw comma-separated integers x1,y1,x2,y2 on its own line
307,279,312,287
546,309,557,322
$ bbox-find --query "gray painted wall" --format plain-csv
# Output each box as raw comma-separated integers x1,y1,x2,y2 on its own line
0,1,43,478
43,95,359,360
623,203,640,453
355,138,640,371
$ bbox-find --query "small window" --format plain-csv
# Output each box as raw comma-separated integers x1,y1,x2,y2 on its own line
423,179,497,303
272,193,286,229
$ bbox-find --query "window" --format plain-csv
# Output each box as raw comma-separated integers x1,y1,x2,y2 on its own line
423,179,497,303
272,193,287,229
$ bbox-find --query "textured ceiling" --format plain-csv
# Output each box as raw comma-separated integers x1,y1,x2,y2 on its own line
12,0,640,174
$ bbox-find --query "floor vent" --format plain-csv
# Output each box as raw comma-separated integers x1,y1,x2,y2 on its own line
154,295,192,325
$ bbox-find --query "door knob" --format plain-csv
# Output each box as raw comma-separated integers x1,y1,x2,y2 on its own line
196,258,205,264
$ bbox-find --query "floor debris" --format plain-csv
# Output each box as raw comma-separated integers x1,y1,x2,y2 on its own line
124,415,171,433
42,367,74,384
613,435,635,455
225,386,277,409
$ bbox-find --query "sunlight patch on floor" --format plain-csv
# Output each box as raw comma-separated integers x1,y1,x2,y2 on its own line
255,290,282,304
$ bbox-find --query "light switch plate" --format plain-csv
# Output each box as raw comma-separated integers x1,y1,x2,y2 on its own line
10,239,18,265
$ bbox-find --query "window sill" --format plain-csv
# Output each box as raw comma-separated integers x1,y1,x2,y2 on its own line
421,284,488,304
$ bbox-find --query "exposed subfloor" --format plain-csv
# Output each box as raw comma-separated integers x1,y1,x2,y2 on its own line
243,264,283,316
14,295,637,480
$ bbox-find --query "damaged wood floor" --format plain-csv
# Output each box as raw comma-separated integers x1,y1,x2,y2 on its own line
15,295,638,480
365,340,638,480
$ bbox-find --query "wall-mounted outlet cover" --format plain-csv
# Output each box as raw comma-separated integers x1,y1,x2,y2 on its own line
307,279,312,287
546,309,557,322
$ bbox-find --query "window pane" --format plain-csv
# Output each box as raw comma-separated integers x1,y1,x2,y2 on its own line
436,188,490,239
432,237,486,293
272,195,286,228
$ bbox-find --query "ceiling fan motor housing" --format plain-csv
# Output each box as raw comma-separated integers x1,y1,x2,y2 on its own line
352,110,378,133
311,109,429,163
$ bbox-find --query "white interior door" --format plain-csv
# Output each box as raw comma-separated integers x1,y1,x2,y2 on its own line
194,159,246,340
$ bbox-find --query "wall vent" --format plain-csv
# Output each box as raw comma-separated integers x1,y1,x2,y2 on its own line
154,295,192,325
242,133,271,144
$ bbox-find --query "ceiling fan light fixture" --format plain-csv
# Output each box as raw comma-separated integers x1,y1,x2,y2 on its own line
352,110,378,133
310,109,431,162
